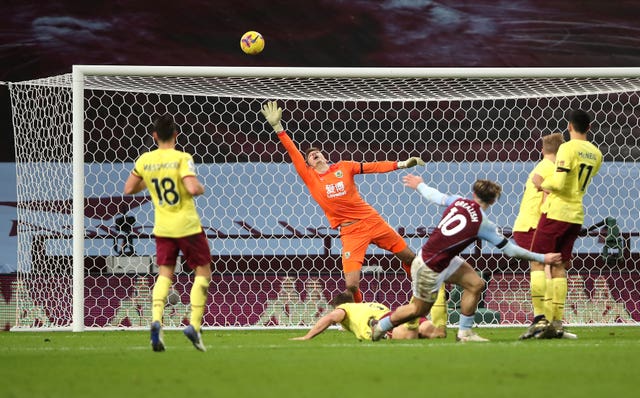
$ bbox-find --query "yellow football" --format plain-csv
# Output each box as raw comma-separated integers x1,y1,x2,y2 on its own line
240,31,265,55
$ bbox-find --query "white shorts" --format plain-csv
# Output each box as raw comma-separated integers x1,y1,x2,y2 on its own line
411,251,465,302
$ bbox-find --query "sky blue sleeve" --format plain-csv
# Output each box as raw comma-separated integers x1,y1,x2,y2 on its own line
478,217,545,263
416,183,459,206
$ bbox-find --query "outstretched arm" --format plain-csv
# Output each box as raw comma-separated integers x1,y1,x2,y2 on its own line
260,101,310,179
402,174,453,206
477,219,562,265
397,157,426,169
260,101,284,133
500,240,561,264
290,308,346,340
360,157,426,175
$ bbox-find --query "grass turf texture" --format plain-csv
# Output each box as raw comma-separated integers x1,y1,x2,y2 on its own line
1,327,638,398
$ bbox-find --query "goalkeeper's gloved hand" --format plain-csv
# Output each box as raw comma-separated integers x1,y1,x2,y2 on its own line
260,101,284,133
398,157,426,169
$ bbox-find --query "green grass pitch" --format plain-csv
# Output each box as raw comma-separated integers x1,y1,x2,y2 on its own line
1,327,639,398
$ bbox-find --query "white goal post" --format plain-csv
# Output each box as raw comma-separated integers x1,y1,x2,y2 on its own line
6,66,640,331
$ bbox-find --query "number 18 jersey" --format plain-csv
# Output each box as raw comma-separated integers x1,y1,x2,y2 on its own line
132,148,203,238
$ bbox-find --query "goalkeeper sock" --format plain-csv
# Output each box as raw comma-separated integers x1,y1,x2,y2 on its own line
151,275,172,323
530,270,546,318
543,276,554,320
552,277,568,321
430,284,447,328
353,288,363,303
189,276,210,332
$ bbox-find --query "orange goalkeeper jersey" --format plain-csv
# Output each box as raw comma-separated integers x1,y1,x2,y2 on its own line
277,131,398,229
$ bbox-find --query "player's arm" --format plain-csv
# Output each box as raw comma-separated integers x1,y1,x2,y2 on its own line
183,176,204,196
402,174,456,207
180,155,205,196
540,167,569,192
260,101,310,178
359,157,426,174
478,219,562,264
397,157,426,169
540,146,570,192
531,173,544,190
290,308,346,340
124,171,146,195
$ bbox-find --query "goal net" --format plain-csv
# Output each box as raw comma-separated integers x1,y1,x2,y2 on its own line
6,66,640,331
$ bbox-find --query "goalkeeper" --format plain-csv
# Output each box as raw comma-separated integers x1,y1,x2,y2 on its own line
261,101,425,303
290,287,448,341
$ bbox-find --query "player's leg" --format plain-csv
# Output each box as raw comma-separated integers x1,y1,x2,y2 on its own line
428,284,447,338
371,255,439,341
395,247,415,277
372,296,432,341
520,260,550,339
180,231,212,351
549,262,573,338
446,261,488,342
514,229,549,339
547,221,580,339
390,321,420,340
339,228,368,303
543,264,554,320
150,237,179,351
344,270,363,303
150,268,173,352
525,214,560,339
371,216,416,277
530,261,547,322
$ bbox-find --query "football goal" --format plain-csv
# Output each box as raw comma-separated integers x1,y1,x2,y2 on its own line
6,66,640,331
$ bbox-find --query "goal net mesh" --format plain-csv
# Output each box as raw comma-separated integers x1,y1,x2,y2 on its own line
7,71,640,329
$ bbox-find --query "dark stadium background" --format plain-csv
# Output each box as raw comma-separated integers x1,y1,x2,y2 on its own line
2,0,640,162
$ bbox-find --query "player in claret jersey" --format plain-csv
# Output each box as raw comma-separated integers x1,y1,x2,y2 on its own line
260,101,424,303
370,176,562,342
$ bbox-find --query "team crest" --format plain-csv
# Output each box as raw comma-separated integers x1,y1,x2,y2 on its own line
343,251,351,259
334,170,343,178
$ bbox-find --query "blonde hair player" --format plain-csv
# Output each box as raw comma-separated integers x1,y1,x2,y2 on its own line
371,177,562,342
512,133,569,339
529,110,603,339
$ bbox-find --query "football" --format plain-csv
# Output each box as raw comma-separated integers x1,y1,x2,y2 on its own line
240,31,265,55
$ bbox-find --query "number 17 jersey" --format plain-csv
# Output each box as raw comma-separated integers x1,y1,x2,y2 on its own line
132,148,203,238
541,139,602,224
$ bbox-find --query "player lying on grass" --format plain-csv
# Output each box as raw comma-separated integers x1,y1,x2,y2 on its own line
371,175,563,342
290,286,447,341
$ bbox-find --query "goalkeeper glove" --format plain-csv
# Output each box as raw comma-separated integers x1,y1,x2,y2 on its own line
260,101,284,133
398,157,426,169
